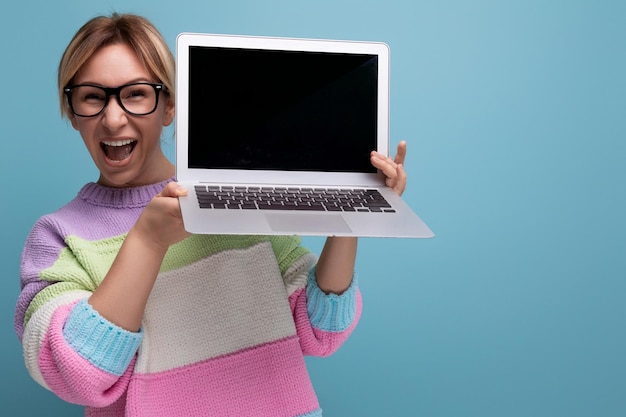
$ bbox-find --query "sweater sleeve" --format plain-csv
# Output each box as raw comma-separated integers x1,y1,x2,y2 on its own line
289,270,362,357
16,216,140,407
269,236,362,357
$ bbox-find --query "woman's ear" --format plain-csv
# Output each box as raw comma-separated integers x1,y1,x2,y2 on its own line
70,114,79,130
163,97,175,127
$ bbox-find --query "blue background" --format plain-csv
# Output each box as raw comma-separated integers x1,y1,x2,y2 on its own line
1,1,624,416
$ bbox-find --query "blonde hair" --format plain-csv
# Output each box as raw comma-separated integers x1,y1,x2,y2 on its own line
58,13,174,119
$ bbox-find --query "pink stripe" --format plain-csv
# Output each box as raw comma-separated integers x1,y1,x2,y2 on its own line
125,336,319,417
39,304,132,407
289,287,362,357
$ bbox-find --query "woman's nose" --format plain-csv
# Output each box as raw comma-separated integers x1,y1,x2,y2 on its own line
101,96,128,130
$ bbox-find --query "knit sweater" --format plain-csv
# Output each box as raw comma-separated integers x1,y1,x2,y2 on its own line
15,178,361,417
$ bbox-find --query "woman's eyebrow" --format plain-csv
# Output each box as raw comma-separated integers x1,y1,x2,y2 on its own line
71,77,155,87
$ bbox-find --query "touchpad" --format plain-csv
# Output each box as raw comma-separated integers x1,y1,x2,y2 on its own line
265,213,352,234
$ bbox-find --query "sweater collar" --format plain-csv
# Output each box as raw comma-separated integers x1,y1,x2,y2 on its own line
77,177,175,208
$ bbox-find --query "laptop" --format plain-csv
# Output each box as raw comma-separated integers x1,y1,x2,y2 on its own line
175,32,434,238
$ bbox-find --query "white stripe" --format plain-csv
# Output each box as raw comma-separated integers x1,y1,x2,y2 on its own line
283,252,317,296
22,290,92,389
136,242,300,374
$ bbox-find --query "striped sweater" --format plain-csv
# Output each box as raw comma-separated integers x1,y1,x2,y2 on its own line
15,178,361,417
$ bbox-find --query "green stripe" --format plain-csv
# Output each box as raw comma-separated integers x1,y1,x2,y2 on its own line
25,233,310,326
163,234,309,275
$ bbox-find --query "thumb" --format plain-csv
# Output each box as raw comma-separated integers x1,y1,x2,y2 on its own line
158,182,188,198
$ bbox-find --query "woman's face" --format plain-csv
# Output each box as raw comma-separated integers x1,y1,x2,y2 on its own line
69,42,175,187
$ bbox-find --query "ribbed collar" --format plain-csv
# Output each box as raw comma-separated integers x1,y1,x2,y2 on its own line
77,177,176,209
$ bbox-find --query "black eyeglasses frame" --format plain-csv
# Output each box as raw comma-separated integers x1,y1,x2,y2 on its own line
63,82,167,117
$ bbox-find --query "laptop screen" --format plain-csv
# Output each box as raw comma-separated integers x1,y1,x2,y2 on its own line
187,46,378,174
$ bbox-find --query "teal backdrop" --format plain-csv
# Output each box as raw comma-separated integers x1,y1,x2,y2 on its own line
1,1,624,416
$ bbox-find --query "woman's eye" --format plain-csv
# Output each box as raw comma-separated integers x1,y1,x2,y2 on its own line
123,88,148,100
83,92,105,102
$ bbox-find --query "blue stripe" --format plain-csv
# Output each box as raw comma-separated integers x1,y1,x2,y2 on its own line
63,299,143,375
306,268,358,332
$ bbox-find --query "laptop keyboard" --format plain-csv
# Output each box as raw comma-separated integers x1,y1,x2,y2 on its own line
194,185,396,213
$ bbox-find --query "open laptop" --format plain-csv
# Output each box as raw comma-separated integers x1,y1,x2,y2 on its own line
175,32,434,238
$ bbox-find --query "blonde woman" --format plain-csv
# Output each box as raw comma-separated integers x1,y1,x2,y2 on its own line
15,13,407,417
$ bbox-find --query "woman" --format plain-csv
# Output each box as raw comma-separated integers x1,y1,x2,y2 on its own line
15,13,407,417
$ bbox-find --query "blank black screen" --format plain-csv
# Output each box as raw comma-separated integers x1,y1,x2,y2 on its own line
187,45,378,173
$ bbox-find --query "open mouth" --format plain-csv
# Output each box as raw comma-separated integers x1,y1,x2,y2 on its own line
101,140,137,162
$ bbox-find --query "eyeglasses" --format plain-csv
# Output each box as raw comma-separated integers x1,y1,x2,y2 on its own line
64,82,167,117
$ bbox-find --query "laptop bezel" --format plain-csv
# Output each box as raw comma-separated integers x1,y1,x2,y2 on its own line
175,32,391,187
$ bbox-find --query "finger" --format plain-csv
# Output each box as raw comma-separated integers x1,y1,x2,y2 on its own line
394,141,407,166
371,153,398,179
158,182,188,198
370,151,398,169
393,163,407,196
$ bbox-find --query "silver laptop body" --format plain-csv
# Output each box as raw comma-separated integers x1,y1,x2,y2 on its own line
175,32,433,238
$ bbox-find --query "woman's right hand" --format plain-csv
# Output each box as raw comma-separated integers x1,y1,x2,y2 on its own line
135,181,191,252
89,182,191,331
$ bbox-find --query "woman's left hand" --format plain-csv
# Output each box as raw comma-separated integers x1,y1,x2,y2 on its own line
317,142,408,295
370,140,407,196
